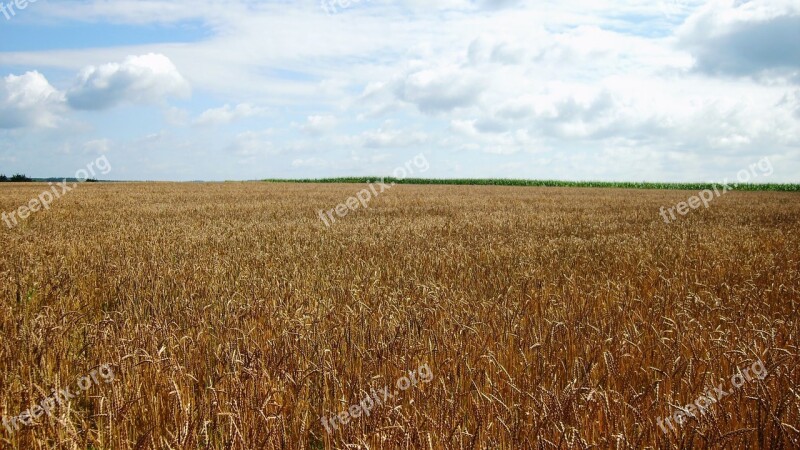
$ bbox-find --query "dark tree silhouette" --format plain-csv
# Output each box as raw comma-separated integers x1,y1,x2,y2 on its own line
10,174,32,182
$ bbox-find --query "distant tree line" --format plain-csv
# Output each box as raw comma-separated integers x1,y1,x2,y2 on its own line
0,174,33,182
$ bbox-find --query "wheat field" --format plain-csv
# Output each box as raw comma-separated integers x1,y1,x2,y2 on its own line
1,182,798,449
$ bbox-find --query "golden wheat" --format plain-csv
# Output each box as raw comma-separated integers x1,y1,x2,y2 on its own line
0,182,798,449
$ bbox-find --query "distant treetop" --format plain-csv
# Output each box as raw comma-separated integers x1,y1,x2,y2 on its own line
0,173,33,183
8,174,32,182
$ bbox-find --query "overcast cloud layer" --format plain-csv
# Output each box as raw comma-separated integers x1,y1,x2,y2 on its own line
0,0,798,181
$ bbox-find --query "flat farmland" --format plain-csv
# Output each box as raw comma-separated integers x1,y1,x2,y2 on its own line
1,182,798,449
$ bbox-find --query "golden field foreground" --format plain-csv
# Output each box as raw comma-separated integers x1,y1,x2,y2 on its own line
0,182,799,449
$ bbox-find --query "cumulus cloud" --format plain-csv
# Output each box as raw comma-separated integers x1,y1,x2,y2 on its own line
339,127,428,148
194,103,265,126
227,129,280,162
680,0,800,81
67,53,190,110
298,115,337,135
468,35,527,66
479,0,522,10
82,138,111,154
0,71,65,129
448,119,539,155
395,66,485,114
495,98,535,120
778,90,800,118
291,157,328,168
0,55,191,129
164,106,190,126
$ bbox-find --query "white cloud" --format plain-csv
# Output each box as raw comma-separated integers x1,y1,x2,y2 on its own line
194,103,265,126
82,138,111,154
778,90,800,118
227,129,280,164
164,106,190,126
468,34,528,66
679,0,800,80
67,53,190,110
0,71,65,129
339,127,428,148
298,115,337,135
395,65,486,114
448,119,540,155
291,157,328,168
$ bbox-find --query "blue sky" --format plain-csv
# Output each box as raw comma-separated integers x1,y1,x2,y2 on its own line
0,0,798,181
